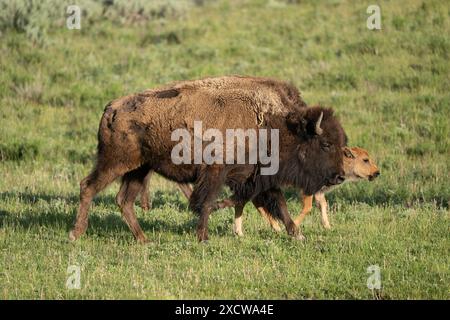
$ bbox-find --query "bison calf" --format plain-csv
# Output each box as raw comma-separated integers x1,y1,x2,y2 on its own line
254,147,379,233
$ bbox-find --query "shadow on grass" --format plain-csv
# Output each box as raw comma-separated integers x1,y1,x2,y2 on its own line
0,185,447,241
0,189,188,210
0,190,232,239
283,187,449,209
0,205,202,240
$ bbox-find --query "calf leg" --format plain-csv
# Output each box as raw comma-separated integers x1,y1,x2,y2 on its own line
294,192,313,226
116,166,150,243
69,166,122,241
232,203,245,236
233,201,284,237
315,192,331,229
189,166,226,242
253,188,304,240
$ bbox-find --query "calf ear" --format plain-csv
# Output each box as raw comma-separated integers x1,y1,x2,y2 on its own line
343,147,356,159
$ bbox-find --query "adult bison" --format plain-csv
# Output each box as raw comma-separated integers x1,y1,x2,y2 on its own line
69,77,347,242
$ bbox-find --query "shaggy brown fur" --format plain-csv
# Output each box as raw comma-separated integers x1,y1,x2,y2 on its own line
69,76,347,243
138,76,306,211
158,75,307,111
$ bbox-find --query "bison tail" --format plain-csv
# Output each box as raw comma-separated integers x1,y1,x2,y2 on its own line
96,102,116,154
252,189,286,222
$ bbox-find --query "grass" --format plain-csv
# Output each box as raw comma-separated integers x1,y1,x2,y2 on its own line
0,0,449,299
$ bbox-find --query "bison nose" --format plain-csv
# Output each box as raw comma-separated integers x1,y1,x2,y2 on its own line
369,171,380,181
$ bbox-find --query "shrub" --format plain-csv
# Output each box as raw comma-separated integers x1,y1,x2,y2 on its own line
0,0,194,45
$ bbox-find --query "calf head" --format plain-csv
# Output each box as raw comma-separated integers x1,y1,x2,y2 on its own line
286,106,347,195
343,147,380,181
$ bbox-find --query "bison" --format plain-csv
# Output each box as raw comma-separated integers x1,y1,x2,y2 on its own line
69,76,347,242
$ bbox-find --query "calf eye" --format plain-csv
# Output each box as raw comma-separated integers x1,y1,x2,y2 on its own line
363,159,369,163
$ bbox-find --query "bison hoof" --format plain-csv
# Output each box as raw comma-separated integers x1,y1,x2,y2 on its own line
322,223,331,230
197,230,209,242
294,233,306,241
271,224,282,232
141,203,152,211
137,236,149,244
232,225,244,237
68,230,78,242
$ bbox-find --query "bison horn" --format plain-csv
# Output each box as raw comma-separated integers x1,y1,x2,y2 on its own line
315,112,324,135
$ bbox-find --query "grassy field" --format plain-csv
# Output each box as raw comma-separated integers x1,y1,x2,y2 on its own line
0,0,449,299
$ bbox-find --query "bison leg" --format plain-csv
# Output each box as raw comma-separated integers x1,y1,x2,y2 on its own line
314,192,331,229
232,203,245,236
178,182,234,210
69,167,121,241
177,183,193,199
140,172,194,211
139,170,153,211
116,166,150,243
293,192,313,226
253,188,305,240
189,166,226,242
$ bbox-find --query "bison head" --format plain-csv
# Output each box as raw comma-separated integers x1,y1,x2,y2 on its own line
286,106,347,195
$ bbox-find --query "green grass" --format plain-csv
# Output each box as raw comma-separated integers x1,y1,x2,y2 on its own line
0,0,449,299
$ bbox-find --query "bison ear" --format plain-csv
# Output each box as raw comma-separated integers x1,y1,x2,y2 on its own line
343,147,356,159
286,112,308,136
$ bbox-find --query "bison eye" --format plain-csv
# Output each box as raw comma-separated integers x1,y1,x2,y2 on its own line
363,159,369,163
321,142,331,151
